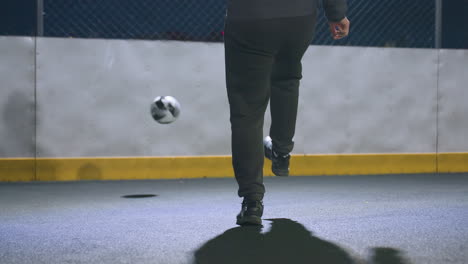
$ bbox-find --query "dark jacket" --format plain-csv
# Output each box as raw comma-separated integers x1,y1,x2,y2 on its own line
227,0,347,22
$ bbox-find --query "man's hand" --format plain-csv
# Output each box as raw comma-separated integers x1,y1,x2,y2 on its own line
329,17,350,40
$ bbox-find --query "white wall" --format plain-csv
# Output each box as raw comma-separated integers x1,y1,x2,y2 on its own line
0,37,36,158
297,47,438,154
35,38,230,157
1,37,467,157
437,49,468,152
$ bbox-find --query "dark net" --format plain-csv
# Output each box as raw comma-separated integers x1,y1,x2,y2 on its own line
42,0,436,48
43,0,226,41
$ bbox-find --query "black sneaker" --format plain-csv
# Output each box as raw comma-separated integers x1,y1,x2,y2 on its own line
264,136,290,176
236,198,263,226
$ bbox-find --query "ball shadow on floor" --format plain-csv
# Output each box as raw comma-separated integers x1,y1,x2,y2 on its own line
121,194,158,198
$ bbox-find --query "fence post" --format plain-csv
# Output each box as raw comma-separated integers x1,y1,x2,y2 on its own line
435,0,442,49
37,0,44,36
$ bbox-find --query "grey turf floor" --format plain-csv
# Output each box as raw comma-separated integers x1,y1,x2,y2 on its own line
1,173,467,264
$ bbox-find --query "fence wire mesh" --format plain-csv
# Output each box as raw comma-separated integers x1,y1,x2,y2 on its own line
43,0,226,42
42,0,436,48
314,0,435,48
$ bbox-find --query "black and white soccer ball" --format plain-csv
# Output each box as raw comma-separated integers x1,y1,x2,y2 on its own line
150,96,181,124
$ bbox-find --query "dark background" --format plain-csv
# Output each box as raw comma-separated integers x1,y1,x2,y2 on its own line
0,0,467,49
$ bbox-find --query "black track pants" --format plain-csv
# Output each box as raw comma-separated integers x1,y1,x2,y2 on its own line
224,14,317,199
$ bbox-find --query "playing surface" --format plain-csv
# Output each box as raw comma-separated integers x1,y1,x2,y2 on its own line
1,174,467,264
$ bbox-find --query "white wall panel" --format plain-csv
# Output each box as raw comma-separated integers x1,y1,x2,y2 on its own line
0,36,464,159
0,37,36,157
438,49,468,152
295,47,439,154
36,38,443,157
36,38,230,157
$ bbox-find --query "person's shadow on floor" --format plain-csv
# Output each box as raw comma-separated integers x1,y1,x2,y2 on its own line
193,218,410,264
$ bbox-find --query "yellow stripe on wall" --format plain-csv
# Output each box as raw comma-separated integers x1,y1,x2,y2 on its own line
0,153,466,182
438,152,468,173
0,158,36,182
288,153,437,176
35,156,234,182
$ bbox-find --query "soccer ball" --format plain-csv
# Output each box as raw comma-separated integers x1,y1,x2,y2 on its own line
150,96,181,124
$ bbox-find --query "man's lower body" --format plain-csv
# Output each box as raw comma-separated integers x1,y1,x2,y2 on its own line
224,13,317,225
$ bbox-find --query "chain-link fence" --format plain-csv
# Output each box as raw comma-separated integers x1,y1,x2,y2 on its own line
40,0,437,48
441,0,468,49
2,0,467,49
0,1,37,36
314,0,435,48
43,0,226,42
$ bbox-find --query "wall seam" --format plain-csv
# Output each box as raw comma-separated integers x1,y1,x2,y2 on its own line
435,49,441,173
34,36,38,181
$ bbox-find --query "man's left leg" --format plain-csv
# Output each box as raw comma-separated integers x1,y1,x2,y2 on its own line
267,14,317,176
224,18,281,225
